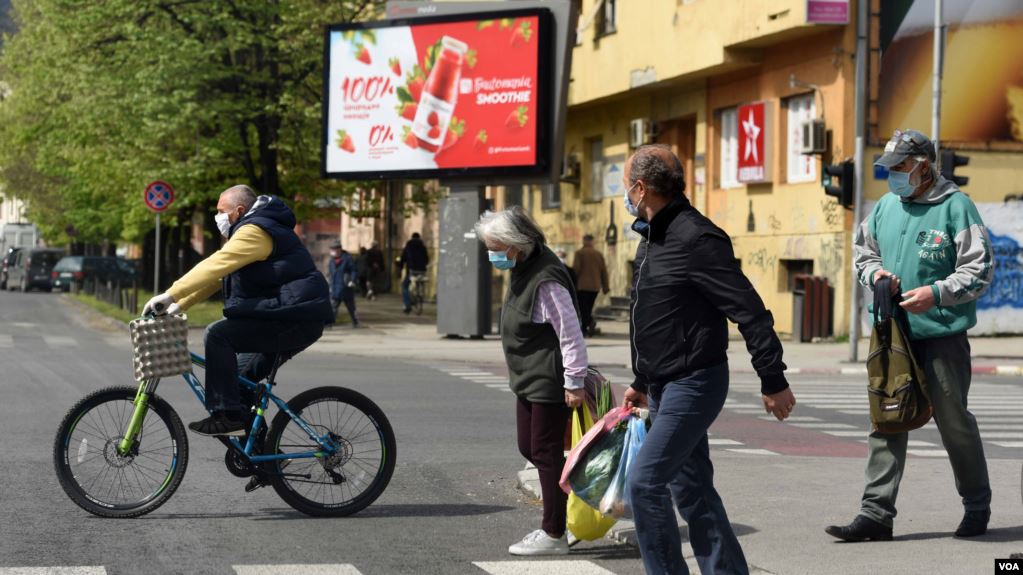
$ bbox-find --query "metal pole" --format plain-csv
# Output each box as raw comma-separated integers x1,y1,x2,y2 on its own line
848,0,869,362
154,212,161,293
932,0,944,154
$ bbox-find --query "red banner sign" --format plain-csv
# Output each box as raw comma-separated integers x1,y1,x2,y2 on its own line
737,102,770,183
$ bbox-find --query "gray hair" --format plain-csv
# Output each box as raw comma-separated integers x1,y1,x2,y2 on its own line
628,144,686,196
222,185,258,212
475,206,546,257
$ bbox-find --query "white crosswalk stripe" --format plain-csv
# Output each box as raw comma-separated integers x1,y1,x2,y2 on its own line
0,334,12,347
474,560,616,574
42,335,78,347
731,379,1023,451
233,565,362,575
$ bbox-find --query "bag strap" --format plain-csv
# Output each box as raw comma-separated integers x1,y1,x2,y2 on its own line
873,277,894,325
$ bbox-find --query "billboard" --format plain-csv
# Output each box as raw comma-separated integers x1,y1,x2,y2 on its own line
322,8,553,180
878,0,1023,146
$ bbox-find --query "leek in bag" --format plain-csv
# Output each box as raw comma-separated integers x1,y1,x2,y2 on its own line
568,417,628,511
566,408,617,540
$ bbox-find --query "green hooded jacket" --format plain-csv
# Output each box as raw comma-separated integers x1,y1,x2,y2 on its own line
853,175,994,340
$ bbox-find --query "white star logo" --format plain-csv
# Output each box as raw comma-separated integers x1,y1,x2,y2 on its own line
742,109,761,163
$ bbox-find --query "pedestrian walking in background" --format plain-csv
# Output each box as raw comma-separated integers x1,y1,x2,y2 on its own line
572,234,608,337
356,246,371,299
398,232,429,314
621,145,795,575
367,241,385,296
328,240,359,328
826,129,995,542
475,206,588,557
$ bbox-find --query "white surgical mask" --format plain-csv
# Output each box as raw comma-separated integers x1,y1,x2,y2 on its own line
215,212,232,238
623,182,642,217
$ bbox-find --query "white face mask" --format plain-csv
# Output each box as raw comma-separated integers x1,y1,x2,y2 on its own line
215,212,232,238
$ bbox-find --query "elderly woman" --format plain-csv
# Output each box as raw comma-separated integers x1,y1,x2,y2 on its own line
475,206,589,556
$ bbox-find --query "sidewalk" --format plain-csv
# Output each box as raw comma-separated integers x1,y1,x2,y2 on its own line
315,293,1023,377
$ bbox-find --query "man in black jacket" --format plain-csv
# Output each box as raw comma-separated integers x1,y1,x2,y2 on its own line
621,145,796,575
399,232,429,314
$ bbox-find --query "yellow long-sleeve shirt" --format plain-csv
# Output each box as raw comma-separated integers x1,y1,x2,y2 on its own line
167,224,273,310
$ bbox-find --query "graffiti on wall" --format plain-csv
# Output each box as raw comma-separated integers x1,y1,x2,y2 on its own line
977,231,1022,310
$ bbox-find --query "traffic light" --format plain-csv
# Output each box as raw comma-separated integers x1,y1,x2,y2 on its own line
823,160,854,209
940,149,969,187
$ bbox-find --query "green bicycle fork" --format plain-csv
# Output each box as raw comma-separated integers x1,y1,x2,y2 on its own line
117,382,151,456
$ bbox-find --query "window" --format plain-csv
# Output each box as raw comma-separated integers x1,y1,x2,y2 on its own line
719,107,739,189
779,259,814,292
786,93,817,183
541,183,561,210
587,137,604,201
596,0,616,37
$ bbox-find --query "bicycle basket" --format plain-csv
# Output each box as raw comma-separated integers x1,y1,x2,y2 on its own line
129,314,191,380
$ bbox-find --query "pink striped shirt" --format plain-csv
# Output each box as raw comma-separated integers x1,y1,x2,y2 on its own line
531,281,588,390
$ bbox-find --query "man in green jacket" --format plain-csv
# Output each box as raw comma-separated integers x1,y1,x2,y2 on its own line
826,129,995,542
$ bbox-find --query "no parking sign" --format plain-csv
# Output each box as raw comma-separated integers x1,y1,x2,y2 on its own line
144,181,175,212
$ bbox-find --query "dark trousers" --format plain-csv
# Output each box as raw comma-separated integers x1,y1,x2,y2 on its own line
860,333,991,526
628,362,748,575
578,290,598,332
203,318,324,415
516,397,571,536
331,292,358,325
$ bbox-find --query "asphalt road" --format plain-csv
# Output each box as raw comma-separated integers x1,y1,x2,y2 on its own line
2,289,1022,575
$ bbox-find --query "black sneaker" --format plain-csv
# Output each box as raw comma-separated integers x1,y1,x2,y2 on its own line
244,459,290,492
188,413,247,437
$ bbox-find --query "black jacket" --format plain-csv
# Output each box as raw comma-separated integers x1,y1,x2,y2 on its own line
400,238,429,273
629,197,788,395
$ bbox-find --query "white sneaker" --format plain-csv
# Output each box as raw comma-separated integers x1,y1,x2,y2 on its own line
508,529,570,556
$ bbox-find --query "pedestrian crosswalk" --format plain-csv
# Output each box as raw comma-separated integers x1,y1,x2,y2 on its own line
729,378,1023,455
0,562,631,575
438,366,513,393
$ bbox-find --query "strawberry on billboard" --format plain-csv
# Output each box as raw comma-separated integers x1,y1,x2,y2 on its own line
322,9,553,180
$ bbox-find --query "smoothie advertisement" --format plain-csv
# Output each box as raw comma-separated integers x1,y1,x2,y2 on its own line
322,9,553,180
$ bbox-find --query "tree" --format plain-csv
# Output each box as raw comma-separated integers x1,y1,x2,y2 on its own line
0,0,384,247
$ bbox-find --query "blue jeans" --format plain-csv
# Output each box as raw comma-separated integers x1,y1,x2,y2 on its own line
203,318,324,414
627,362,748,575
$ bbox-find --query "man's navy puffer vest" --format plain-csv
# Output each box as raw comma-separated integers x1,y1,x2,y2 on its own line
222,196,333,323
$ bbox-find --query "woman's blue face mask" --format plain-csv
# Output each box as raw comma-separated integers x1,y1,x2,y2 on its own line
488,249,516,270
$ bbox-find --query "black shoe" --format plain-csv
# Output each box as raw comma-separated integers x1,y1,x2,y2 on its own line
954,509,990,538
244,459,290,493
825,515,893,542
402,307,411,314
188,413,247,437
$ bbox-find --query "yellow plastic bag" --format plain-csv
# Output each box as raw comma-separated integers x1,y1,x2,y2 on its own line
566,407,617,541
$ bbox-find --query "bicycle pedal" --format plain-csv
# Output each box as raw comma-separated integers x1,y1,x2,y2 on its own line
244,476,268,493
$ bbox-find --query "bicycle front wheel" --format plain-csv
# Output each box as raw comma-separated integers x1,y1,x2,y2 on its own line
266,386,395,517
53,386,188,518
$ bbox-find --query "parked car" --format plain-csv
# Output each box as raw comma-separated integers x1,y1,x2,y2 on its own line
0,247,22,290
5,248,64,292
51,256,139,292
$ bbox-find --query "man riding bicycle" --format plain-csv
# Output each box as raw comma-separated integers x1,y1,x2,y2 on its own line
398,232,429,314
143,185,333,437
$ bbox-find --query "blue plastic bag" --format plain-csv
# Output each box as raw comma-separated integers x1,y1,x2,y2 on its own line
599,415,647,518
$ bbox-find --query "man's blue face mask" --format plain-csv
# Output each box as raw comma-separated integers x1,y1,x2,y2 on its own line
488,249,516,270
887,161,920,197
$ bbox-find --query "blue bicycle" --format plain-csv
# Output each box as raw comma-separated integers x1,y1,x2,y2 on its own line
53,352,396,518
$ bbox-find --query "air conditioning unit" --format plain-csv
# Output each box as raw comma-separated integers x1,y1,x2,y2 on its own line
800,119,826,154
629,118,653,148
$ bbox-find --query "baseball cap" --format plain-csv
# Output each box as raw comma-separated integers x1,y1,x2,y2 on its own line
874,129,936,168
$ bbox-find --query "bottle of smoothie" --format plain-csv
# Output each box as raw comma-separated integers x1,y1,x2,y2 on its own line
412,36,468,153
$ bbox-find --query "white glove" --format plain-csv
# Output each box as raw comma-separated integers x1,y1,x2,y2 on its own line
143,293,176,316
166,302,182,316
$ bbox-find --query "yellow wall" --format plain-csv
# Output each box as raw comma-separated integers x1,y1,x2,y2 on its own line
570,0,826,106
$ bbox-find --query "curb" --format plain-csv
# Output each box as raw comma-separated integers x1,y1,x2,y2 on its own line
729,365,1023,377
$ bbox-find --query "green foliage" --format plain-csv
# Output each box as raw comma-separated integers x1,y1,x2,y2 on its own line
0,0,385,245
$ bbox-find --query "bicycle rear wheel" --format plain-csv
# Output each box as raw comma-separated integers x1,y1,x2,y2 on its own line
53,386,188,518
413,285,424,315
266,386,395,517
